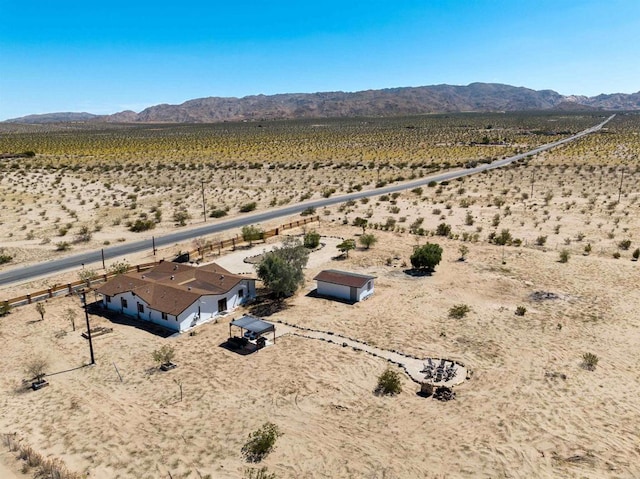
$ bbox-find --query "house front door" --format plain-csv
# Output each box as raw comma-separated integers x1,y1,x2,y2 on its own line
218,297,227,313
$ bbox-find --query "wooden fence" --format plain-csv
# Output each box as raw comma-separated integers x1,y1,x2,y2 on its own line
1,216,319,310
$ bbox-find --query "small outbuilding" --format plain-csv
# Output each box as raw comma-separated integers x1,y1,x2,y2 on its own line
313,269,375,303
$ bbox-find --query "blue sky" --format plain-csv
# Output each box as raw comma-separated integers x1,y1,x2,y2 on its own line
1,0,639,120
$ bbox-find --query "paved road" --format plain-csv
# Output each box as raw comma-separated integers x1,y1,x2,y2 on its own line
0,114,614,287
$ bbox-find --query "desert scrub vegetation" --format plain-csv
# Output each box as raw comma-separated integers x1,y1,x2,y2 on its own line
581,352,599,371
449,304,470,319
375,368,403,396
241,422,283,462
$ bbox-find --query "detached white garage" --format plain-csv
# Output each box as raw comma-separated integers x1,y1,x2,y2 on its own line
313,270,375,303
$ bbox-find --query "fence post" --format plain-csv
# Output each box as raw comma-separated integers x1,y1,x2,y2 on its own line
68,284,72,294
48,288,53,298
26,294,31,304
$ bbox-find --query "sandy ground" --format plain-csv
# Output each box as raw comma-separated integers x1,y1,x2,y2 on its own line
2,215,640,478
1,152,640,478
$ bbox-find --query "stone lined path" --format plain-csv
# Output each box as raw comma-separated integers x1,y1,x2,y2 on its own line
273,322,467,387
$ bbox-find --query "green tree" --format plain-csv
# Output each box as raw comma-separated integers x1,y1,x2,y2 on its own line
358,233,377,250
241,422,283,463
336,239,356,257
410,243,443,272
303,230,321,249
242,225,264,246
257,238,309,298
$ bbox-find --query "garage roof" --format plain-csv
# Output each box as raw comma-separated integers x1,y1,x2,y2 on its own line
313,270,375,288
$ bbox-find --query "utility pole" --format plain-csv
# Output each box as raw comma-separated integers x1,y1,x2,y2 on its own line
201,180,207,222
81,291,95,365
152,236,157,256
101,249,106,270
530,169,535,198
618,168,625,203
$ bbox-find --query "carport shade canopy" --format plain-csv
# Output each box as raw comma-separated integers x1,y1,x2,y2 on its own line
230,315,276,342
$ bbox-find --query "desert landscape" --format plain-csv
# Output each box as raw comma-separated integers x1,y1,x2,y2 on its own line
1,111,640,478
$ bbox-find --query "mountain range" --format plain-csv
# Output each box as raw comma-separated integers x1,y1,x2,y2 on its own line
6,83,640,124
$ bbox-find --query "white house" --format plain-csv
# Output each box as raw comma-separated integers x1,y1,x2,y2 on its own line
96,261,256,332
313,270,375,303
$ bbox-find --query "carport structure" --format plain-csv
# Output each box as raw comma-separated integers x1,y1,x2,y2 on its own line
229,314,276,344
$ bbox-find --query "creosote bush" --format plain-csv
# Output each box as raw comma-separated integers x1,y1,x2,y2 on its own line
375,368,402,396
241,422,283,462
515,306,527,316
559,249,570,263
449,304,470,319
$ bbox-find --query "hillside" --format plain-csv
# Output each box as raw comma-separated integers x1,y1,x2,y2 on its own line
5,82,640,124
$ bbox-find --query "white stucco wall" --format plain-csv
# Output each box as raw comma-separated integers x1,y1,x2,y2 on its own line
101,279,255,332
357,280,374,301
316,281,352,301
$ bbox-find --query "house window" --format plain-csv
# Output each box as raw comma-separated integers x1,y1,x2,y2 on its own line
106,295,111,303
121,298,128,308
137,303,144,314
238,289,244,299
367,281,372,290
161,312,168,320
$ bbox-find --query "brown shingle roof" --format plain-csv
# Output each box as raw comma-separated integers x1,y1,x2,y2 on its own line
313,270,375,288
96,262,253,316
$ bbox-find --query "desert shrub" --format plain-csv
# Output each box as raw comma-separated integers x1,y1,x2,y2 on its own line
242,225,264,246
458,245,469,260
108,260,130,275
241,422,283,462
489,229,512,246
0,249,12,264
427,181,437,187
618,239,632,250
129,219,155,232
581,352,599,371
240,202,257,213
358,233,377,250
300,207,316,216
584,243,592,254
535,235,547,246
152,345,175,367
375,368,402,396
559,249,570,263
352,217,368,233
0,302,11,317
515,306,527,316
632,248,640,260
303,230,321,249
449,304,470,319
244,467,277,479
209,208,227,218
465,211,474,226
173,209,192,226
55,241,71,251
612,251,621,259
435,223,451,236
